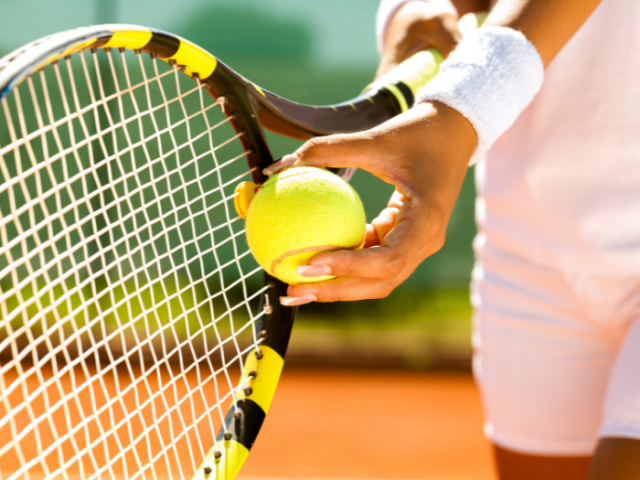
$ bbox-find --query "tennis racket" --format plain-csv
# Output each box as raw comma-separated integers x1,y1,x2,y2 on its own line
0,23,452,480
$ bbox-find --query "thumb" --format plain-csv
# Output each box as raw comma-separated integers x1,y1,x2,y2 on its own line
263,132,378,176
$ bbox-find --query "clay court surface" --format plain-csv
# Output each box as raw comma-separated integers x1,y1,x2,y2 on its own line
1,368,494,480
240,369,495,480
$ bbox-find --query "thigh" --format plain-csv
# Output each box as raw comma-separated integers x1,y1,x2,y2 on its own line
472,245,620,456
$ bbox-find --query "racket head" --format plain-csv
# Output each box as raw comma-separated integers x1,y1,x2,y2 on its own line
0,23,442,480
0,25,295,480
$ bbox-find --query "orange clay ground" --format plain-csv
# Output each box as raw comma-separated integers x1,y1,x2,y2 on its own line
241,369,495,480
0,367,494,480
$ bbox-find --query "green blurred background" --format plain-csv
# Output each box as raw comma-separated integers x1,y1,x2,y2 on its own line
0,0,478,368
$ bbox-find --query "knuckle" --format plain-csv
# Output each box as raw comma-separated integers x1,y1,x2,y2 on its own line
304,136,326,150
383,254,404,278
340,262,356,278
297,137,328,161
430,230,446,253
419,209,447,255
304,134,344,153
373,281,396,299
331,251,357,277
319,288,341,303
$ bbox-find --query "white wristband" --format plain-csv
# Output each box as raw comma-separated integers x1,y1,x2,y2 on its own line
416,26,545,165
376,0,457,54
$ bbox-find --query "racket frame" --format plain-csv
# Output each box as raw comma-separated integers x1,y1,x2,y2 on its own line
0,24,443,480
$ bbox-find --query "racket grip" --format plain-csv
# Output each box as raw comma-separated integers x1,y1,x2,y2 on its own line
364,11,487,111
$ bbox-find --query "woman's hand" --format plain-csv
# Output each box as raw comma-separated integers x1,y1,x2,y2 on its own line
265,102,477,305
262,2,479,305
377,1,462,77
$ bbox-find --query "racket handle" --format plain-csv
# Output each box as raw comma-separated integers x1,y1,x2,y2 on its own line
364,11,487,112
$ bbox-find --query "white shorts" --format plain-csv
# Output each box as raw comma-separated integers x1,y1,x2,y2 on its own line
471,241,640,456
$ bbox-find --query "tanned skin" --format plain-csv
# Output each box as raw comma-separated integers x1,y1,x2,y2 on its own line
266,1,640,478
275,0,603,304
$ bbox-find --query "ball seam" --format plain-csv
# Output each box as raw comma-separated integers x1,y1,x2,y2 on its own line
269,238,364,275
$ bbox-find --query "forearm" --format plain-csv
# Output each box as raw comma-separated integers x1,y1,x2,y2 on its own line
485,0,603,67
380,0,603,67
453,0,602,66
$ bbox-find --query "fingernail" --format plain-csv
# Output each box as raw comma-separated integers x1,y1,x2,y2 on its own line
280,294,317,306
263,154,297,176
296,265,332,277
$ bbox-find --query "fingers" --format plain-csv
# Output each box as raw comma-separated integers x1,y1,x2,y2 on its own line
285,276,397,303
376,3,462,79
387,189,405,209
263,103,449,197
371,207,400,245
281,199,445,303
280,294,317,307
262,155,296,176
426,12,463,56
369,190,406,244
322,200,440,276
308,248,403,281
364,192,405,248
363,224,381,249
263,132,383,177
268,101,475,305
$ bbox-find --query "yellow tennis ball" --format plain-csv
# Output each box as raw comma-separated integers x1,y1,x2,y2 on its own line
244,166,366,285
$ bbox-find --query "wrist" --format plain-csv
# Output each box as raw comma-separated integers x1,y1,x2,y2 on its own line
416,26,545,165
377,101,475,220
414,101,477,172
409,101,476,250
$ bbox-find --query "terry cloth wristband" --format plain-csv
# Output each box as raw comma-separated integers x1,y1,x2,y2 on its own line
416,26,545,165
376,0,457,54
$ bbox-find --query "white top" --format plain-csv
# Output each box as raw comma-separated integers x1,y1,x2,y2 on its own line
378,0,640,274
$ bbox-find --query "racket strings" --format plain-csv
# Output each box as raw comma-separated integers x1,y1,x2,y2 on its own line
0,45,264,480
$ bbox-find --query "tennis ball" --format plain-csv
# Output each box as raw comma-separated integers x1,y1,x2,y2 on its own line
243,166,366,285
